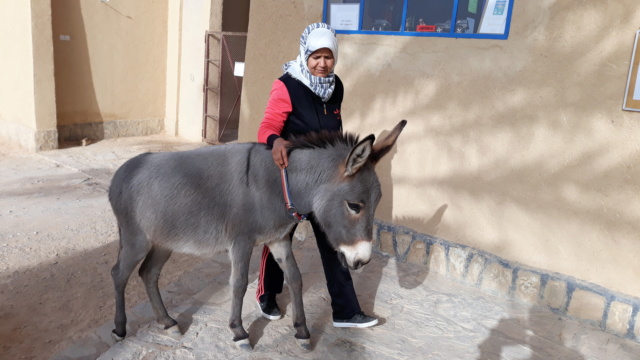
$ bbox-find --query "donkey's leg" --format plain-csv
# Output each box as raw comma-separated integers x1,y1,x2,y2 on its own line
268,239,311,349
138,246,180,337
110,228,150,340
228,240,253,349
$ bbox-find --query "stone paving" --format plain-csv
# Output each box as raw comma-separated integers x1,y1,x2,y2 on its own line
8,135,638,360
56,234,640,360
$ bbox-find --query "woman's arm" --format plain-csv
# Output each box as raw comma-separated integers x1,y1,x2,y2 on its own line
258,80,292,146
257,79,292,168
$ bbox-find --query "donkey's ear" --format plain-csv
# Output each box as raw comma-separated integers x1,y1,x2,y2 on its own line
345,134,375,176
369,120,407,164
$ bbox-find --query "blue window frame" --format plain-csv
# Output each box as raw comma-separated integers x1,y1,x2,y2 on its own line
323,0,514,40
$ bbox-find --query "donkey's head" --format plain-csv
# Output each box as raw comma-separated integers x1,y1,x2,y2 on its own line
303,120,407,270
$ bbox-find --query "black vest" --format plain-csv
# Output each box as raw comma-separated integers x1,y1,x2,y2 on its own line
279,73,343,140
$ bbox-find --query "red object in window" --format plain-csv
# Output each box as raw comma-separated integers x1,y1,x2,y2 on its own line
416,25,435,32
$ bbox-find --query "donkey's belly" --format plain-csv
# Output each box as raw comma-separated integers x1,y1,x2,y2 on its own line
151,223,296,257
254,224,297,246
168,238,231,257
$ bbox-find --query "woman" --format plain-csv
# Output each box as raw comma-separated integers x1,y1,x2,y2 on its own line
256,23,377,328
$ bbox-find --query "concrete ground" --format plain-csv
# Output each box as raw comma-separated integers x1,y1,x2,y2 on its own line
87,241,640,360
1,135,639,360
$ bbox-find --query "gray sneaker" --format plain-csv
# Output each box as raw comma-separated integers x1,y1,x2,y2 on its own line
333,312,378,328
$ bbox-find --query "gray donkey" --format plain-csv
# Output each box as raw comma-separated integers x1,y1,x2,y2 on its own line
108,120,406,350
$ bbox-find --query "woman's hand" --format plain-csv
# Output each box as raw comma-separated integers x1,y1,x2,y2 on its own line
272,137,290,169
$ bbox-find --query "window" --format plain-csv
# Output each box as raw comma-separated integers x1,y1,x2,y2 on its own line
323,0,513,39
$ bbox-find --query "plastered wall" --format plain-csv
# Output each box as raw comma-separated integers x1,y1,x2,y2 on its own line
0,1,37,129
239,1,640,299
51,0,168,133
0,0,57,151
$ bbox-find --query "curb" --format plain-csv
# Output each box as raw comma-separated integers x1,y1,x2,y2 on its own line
373,220,640,342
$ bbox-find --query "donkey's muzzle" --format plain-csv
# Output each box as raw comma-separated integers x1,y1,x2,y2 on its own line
337,251,369,270
338,241,373,270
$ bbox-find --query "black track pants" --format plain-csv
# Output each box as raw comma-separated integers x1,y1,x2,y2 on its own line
256,216,361,320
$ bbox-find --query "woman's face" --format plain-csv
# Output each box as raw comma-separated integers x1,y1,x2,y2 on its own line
307,48,335,77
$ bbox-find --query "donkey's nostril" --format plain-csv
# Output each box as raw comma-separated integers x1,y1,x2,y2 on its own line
353,260,367,270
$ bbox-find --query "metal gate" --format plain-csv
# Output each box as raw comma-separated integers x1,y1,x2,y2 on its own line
203,31,247,144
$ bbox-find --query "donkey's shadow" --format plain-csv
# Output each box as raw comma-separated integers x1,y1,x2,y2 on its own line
169,219,438,350
168,229,326,348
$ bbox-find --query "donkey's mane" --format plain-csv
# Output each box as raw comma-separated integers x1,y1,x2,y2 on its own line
287,130,360,152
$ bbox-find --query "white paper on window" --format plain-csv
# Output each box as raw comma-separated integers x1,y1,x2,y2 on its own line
330,4,360,31
478,0,509,34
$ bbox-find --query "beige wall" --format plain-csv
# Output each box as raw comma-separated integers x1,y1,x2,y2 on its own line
239,0,323,141
175,0,213,141
0,1,37,130
240,1,640,299
168,0,224,140
164,0,182,137
31,1,57,132
0,0,236,148
52,0,168,129
0,0,57,151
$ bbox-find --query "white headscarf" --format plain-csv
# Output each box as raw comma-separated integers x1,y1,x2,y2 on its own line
282,23,338,102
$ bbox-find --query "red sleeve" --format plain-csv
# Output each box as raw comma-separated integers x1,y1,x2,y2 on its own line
257,79,292,144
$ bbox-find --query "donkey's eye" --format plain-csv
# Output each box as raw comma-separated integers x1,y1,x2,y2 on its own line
347,202,361,214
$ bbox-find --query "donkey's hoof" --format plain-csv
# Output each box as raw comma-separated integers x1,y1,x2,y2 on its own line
164,324,182,338
111,330,125,342
234,338,251,350
296,337,311,351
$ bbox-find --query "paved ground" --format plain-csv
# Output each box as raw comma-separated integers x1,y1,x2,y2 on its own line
1,135,639,360
70,245,640,360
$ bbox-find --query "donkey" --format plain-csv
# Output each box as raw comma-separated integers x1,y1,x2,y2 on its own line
108,120,406,349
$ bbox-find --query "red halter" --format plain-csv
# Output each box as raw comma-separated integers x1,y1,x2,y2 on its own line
280,168,308,223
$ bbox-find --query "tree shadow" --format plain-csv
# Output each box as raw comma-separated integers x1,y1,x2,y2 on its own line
0,239,212,360
158,242,322,349
362,123,447,323
477,306,585,360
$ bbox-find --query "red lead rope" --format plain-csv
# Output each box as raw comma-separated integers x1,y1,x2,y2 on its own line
280,168,308,222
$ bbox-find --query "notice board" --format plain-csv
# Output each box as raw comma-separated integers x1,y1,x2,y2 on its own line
623,30,640,111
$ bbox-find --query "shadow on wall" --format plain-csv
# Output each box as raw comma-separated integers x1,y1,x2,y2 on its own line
375,214,447,292
370,105,448,241
372,129,434,293
338,1,640,293
370,122,443,312
52,1,104,144
374,126,398,221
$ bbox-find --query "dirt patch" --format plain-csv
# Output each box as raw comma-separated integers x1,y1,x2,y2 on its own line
0,137,206,360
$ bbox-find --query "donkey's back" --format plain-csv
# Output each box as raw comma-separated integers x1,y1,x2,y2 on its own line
108,142,287,256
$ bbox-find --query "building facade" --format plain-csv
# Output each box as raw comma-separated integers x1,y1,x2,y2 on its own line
2,0,640,325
